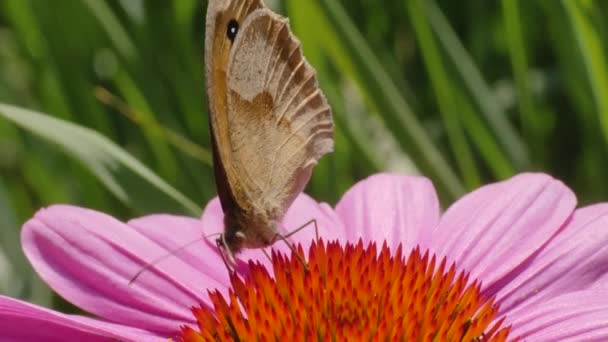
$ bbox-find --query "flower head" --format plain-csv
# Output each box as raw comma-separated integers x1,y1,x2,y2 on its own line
182,241,510,341
2,173,608,341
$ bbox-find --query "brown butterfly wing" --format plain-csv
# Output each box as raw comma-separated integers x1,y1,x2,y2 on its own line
205,0,263,213
224,8,334,218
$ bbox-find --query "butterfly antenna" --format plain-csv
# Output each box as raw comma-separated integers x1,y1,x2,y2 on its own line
129,233,221,285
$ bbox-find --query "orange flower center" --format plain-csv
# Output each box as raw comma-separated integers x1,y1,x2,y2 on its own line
181,240,510,341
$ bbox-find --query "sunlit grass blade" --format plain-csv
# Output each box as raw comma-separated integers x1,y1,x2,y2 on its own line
308,0,465,200
563,0,608,146
0,103,200,215
425,0,530,169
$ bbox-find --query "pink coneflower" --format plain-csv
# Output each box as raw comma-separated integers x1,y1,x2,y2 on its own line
1,173,608,340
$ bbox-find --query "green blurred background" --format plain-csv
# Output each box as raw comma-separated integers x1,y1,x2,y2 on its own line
1,0,607,309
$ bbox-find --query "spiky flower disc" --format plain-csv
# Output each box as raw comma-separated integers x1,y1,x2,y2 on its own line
180,240,510,341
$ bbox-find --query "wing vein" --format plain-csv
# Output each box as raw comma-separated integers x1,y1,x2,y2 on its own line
270,42,301,97
269,127,333,199
275,73,317,125
275,59,305,109
275,106,330,156
263,22,287,89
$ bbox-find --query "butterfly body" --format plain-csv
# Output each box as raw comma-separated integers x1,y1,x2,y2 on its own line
205,0,333,259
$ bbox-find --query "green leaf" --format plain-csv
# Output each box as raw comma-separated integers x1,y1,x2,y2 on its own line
0,103,200,216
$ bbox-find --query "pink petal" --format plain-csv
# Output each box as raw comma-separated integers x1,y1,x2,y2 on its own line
127,214,230,291
200,197,224,239
201,194,344,271
0,295,163,341
497,204,608,313
508,289,608,340
430,173,576,292
22,205,213,335
335,173,440,251
281,194,346,247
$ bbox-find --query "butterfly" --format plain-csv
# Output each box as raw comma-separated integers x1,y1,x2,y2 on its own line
205,0,334,263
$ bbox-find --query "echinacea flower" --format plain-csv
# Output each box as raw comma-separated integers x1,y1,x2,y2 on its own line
2,173,608,340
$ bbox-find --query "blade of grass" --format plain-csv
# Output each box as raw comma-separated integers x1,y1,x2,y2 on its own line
452,89,516,179
502,0,545,164
425,0,530,169
95,87,212,166
286,1,396,174
312,0,465,200
81,0,136,61
3,0,73,121
141,2,209,143
0,103,200,215
563,0,608,145
408,0,480,189
114,70,180,181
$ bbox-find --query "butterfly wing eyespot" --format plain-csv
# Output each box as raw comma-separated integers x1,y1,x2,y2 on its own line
227,19,239,42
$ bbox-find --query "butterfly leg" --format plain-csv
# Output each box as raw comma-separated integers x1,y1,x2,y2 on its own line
278,218,319,270
273,232,309,271
283,218,319,241
264,219,320,270
261,247,273,264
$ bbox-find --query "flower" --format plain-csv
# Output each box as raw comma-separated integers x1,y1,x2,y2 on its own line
2,173,608,340
182,242,511,341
